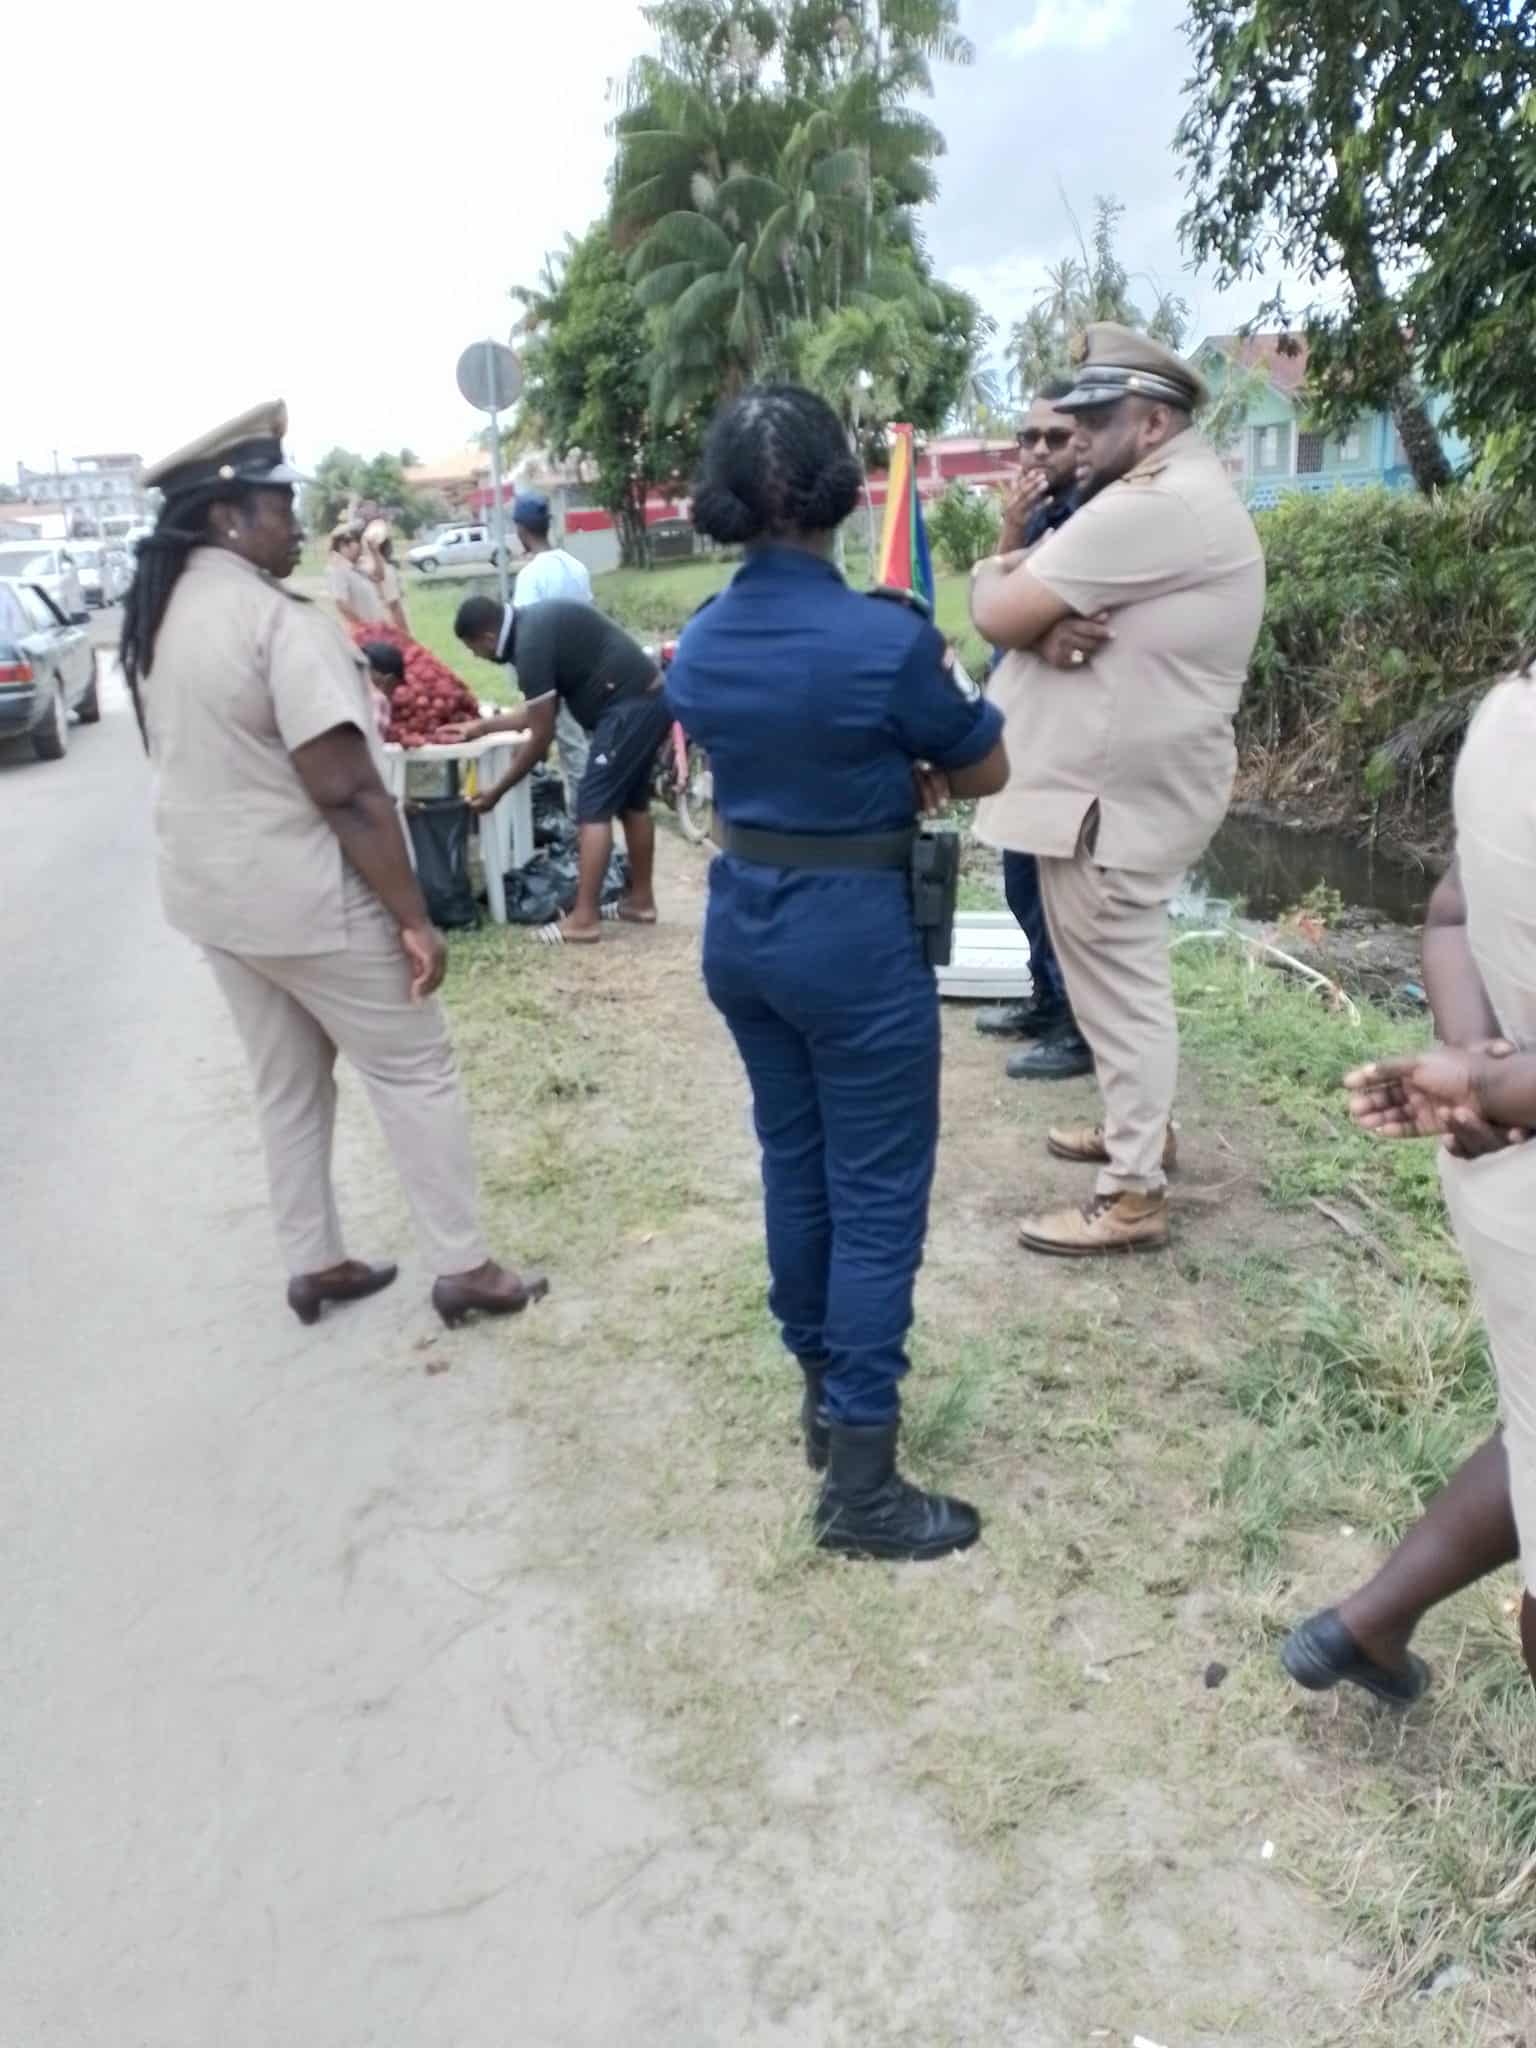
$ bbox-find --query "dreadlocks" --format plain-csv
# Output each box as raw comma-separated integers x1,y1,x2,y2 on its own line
690,385,862,546
119,485,249,746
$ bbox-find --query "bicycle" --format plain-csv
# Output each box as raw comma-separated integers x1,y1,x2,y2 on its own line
650,639,712,844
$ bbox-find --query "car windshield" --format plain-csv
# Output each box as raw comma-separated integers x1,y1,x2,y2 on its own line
0,547,56,577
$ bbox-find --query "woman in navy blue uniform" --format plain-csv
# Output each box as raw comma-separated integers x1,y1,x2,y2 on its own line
666,388,1009,1561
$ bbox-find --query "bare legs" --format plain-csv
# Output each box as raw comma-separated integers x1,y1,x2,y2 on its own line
563,808,657,937
1303,1430,1533,1690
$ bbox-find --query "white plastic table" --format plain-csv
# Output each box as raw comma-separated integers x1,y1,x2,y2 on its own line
382,731,534,925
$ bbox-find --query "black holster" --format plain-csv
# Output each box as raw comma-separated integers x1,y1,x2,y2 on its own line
910,829,961,967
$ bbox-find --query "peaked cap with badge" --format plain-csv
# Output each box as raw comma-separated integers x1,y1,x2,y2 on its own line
143,400,312,499
1057,323,1208,415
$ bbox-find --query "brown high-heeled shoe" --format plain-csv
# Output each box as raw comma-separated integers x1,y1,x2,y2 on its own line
286,1260,399,1326
431,1261,550,1329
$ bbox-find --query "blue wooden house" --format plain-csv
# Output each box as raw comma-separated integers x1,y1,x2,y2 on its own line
1195,335,1468,507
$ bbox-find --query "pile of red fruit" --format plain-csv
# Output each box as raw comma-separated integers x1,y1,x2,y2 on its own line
349,621,482,748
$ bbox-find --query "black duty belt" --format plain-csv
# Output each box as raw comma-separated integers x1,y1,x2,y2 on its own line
714,822,915,871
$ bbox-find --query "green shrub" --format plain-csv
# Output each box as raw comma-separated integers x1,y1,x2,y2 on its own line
1242,488,1524,822
926,482,1002,573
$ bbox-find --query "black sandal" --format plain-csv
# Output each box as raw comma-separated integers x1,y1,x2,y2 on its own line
1280,1608,1430,1707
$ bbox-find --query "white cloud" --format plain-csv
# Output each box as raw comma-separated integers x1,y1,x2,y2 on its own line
999,0,1135,57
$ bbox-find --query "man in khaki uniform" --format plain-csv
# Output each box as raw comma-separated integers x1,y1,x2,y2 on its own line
122,402,545,1327
970,325,1265,1255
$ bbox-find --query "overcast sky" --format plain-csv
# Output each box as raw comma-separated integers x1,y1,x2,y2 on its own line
3,0,1278,479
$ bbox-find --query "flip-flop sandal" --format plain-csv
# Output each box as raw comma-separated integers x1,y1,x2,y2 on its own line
1280,1608,1430,1707
616,905,659,925
532,919,602,947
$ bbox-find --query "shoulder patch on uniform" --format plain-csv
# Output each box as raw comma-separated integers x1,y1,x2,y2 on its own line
866,583,933,620
942,649,981,702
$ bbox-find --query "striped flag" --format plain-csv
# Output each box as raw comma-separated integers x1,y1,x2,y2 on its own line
873,423,936,615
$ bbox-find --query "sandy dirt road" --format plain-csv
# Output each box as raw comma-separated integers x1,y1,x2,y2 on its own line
0,668,860,2047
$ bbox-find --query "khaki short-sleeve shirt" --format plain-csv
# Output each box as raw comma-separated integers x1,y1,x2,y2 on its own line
146,548,390,955
327,555,387,624
974,431,1265,873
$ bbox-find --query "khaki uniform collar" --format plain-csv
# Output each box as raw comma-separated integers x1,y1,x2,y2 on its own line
1120,426,1208,487
188,544,266,580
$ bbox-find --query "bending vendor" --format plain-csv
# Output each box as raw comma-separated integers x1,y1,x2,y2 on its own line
451,595,667,945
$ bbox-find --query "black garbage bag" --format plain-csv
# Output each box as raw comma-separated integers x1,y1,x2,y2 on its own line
503,848,579,925
530,765,574,849
501,846,633,925
601,849,631,904
405,797,480,931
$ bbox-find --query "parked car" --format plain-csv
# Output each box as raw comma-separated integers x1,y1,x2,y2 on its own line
407,524,501,575
71,542,133,608
0,544,88,623
0,579,99,760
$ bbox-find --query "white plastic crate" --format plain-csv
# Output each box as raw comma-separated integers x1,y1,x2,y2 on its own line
935,911,1035,1002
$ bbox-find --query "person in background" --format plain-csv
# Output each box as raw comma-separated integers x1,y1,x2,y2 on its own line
121,402,546,1330
1281,682,1536,1702
452,593,666,943
327,526,386,632
971,325,1264,1258
361,517,409,634
508,490,595,813
359,638,403,742
974,375,1092,1083
665,385,1010,1563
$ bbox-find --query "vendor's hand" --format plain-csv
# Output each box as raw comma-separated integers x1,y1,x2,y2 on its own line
400,920,446,1000
1039,613,1113,672
1000,470,1049,551
468,781,505,816
436,719,485,744
913,765,951,816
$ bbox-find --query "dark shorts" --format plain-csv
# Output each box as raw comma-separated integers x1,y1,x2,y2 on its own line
574,691,670,824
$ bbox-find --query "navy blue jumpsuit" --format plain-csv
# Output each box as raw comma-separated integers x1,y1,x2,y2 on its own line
665,547,1004,1426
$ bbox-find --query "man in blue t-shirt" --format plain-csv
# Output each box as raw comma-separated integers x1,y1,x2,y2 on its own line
976,377,1094,1082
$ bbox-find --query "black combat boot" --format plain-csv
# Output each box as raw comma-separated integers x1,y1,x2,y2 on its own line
1006,1024,1094,1081
975,999,1065,1041
799,1359,830,1470
814,1420,981,1562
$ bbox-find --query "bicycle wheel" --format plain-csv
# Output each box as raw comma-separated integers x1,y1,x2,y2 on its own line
675,744,713,845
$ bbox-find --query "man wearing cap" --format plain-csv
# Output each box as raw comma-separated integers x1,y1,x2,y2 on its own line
508,490,595,812
970,324,1264,1257
119,402,545,1328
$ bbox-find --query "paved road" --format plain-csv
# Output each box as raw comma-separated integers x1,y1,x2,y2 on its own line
0,665,776,2046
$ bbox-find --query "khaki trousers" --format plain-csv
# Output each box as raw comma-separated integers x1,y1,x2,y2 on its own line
1038,836,1184,1196
204,885,490,1279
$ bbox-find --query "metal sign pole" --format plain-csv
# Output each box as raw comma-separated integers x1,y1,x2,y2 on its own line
484,339,509,609
455,337,522,611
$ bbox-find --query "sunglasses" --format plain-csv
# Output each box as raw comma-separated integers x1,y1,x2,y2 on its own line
1018,427,1076,451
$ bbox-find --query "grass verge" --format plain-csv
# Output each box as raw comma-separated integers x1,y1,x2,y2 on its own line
428,854,1533,2040
1170,936,1534,2009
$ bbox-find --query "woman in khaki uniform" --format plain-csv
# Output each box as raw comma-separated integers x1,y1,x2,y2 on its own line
325,526,386,633
121,402,545,1329
1282,675,1536,1702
